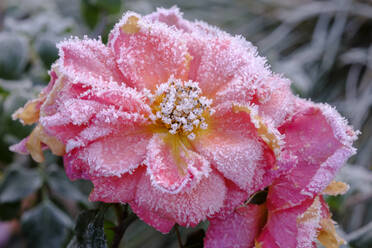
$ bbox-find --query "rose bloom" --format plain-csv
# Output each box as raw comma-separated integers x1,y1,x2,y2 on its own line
11,7,357,246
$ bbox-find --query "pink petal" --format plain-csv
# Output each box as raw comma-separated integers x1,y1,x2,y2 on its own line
145,6,192,33
136,5,272,98
57,37,124,84
109,12,189,90
194,103,276,194
39,75,150,146
146,134,210,194
9,137,29,154
63,149,90,180
205,204,266,248
76,130,151,177
257,77,295,127
256,198,314,248
89,167,144,203
269,101,357,210
212,180,249,219
130,201,175,234
296,198,322,248
187,32,270,99
134,169,226,227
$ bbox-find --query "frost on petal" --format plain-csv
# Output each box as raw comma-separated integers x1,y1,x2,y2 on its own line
194,103,276,195
187,33,270,99
296,197,322,248
146,134,210,194
145,6,192,32
212,180,249,219
134,169,226,227
63,148,90,180
130,201,175,234
39,74,150,146
205,204,266,248
77,130,151,177
269,103,357,210
89,167,144,203
57,37,124,84
257,77,295,127
109,12,190,90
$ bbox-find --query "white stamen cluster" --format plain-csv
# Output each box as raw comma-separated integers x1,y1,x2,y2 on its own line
148,77,214,140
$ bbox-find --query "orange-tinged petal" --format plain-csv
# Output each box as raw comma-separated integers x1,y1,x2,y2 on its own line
323,181,349,196
317,218,345,248
12,99,42,125
121,15,140,34
233,104,283,157
26,125,65,163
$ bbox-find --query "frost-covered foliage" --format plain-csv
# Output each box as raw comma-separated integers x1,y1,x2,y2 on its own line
0,0,371,248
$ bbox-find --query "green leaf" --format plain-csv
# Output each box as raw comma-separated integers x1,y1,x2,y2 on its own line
81,0,100,29
0,33,29,79
35,36,59,68
0,202,21,220
0,85,10,98
21,201,73,248
103,220,116,247
95,0,122,14
67,206,108,248
46,164,88,205
0,167,42,203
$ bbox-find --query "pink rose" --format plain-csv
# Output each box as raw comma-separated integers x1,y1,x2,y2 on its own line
11,6,357,237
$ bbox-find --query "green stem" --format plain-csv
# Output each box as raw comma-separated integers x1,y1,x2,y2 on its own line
175,224,184,248
111,204,137,248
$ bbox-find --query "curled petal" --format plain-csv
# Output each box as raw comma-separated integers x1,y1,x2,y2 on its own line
269,102,357,210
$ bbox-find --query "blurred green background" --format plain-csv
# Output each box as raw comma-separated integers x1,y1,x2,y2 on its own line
0,0,371,247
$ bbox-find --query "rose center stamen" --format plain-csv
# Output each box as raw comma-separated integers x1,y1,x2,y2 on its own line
147,77,214,140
